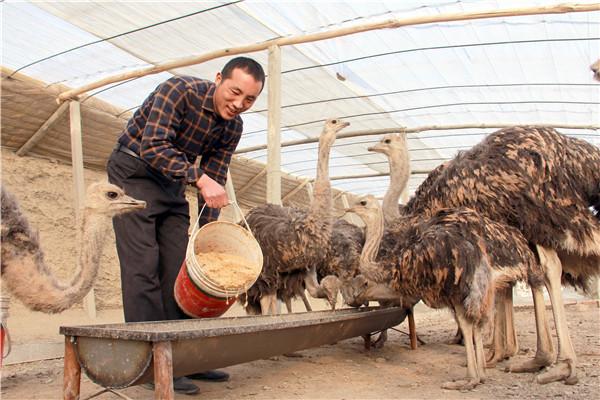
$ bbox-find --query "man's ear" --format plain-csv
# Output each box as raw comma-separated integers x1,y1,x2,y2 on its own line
215,72,223,85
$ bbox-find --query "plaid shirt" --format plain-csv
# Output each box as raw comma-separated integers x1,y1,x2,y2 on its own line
118,76,243,223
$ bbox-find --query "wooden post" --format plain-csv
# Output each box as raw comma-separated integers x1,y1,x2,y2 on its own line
153,341,174,400
63,336,81,400
225,170,243,223
70,101,96,319
266,44,282,205
407,307,417,350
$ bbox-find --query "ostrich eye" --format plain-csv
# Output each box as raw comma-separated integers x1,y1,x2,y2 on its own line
360,200,367,206
106,191,119,200
384,139,391,144
331,119,337,124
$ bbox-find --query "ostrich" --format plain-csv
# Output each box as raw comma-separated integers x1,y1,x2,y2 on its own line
370,126,600,384
239,118,350,315
344,195,542,390
360,132,418,349
368,132,411,224
1,181,146,313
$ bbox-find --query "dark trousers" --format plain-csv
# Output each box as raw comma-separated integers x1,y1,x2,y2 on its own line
107,149,190,322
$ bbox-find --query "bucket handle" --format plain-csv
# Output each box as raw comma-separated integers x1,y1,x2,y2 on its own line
193,201,255,238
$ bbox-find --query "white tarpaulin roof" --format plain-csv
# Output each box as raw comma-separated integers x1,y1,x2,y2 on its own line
2,0,599,198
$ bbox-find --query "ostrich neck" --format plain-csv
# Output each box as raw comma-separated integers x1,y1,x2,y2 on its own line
360,211,384,266
62,212,107,305
309,138,332,217
382,149,410,225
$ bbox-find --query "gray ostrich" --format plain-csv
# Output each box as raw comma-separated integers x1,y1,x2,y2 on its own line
344,195,542,390
239,118,350,315
368,126,600,385
1,182,146,313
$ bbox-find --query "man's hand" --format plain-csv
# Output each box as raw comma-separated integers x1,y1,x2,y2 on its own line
196,174,229,208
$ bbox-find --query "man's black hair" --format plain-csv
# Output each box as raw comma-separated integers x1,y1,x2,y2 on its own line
221,57,265,90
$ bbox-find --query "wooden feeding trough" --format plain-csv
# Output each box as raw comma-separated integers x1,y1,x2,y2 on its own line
60,306,408,399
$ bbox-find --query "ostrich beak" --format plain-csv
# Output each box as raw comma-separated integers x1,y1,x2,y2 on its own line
113,197,147,212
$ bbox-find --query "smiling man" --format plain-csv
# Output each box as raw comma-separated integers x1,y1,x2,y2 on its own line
107,57,265,395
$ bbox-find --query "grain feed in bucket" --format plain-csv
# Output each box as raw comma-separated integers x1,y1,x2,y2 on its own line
175,202,263,318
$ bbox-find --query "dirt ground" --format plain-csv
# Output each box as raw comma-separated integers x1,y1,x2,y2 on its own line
1,299,599,400
1,150,599,399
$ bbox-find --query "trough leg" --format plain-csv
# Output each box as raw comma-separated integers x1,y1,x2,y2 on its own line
408,307,417,350
63,336,81,400
153,341,174,400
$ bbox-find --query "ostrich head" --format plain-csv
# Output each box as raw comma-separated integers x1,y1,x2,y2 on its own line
320,274,342,310
591,59,600,82
345,195,383,232
319,118,350,149
340,274,371,308
367,132,407,156
84,182,146,216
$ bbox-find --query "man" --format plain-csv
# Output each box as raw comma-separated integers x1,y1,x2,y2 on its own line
107,57,265,395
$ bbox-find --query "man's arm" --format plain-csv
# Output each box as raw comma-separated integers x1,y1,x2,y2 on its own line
139,78,192,181
196,129,241,208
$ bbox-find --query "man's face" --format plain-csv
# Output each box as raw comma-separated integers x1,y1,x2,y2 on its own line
213,68,263,120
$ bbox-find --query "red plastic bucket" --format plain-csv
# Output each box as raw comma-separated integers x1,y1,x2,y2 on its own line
174,203,263,318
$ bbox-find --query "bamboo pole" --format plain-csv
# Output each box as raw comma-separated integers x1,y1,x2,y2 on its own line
57,3,600,102
17,101,70,156
281,178,311,203
266,45,282,205
236,167,267,196
236,123,600,154
329,170,429,181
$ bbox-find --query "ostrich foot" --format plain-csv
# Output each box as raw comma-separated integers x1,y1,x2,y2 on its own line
505,353,553,373
536,360,578,385
485,348,510,368
441,378,480,391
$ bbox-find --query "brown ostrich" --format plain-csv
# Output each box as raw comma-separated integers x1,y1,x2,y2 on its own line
379,126,600,384
363,132,418,349
1,181,146,313
344,195,542,390
239,118,350,315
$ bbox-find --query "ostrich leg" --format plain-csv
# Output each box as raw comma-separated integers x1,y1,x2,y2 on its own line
442,305,481,390
535,247,578,385
506,285,554,372
504,290,519,357
300,291,313,311
474,323,487,383
487,286,518,366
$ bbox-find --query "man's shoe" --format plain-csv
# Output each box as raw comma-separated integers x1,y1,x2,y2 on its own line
187,370,230,382
140,377,200,395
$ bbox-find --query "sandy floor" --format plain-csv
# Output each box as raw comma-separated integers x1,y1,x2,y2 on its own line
1,299,599,400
